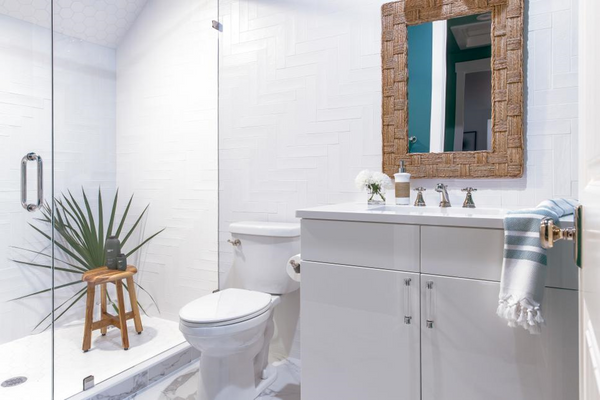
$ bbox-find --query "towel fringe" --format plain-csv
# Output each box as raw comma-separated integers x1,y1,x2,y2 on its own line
497,296,545,335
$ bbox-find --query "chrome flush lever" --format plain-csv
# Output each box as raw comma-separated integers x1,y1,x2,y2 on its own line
289,259,301,274
21,152,43,212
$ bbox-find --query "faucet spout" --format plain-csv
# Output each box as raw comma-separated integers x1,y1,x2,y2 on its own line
435,183,451,208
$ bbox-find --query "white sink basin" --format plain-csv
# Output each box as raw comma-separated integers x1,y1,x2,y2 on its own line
296,203,508,229
368,205,507,217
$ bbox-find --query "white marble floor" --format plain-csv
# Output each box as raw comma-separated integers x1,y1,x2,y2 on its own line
0,316,184,400
131,358,301,400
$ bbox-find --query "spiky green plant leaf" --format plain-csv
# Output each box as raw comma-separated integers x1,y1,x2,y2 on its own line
10,188,164,330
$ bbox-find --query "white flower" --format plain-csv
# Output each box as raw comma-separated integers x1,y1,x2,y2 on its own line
355,170,374,189
372,171,393,189
355,170,393,191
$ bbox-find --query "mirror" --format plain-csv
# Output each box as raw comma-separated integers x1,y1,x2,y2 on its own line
381,0,525,179
407,13,492,154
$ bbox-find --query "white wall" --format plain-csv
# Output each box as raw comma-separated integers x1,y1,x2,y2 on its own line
116,0,219,321
0,13,117,344
218,0,579,359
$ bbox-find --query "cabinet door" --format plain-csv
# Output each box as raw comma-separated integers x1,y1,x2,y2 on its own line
421,275,578,400
302,262,420,400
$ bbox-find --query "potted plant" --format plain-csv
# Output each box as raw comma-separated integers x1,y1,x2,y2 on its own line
10,188,164,331
355,170,393,205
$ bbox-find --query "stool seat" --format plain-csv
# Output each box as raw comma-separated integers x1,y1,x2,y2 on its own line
82,266,138,284
81,265,143,352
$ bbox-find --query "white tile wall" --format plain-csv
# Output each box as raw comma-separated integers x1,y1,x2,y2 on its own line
116,0,219,321
218,0,579,359
0,13,117,344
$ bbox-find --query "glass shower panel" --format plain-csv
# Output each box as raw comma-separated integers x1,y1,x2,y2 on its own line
52,0,219,398
0,1,54,399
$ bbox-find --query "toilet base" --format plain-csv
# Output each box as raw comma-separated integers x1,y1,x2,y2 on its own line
196,356,279,400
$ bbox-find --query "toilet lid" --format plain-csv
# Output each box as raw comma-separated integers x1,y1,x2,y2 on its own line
179,288,272,325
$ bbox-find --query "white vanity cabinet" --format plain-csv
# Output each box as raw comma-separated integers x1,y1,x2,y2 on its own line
302,261,421,400
298,206,579,400
421,275,578,400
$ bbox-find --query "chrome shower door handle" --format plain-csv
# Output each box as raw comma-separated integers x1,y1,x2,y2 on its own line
21,152,43,212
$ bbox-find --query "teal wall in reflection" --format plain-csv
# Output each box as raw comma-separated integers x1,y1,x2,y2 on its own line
444,15,492,151
407,23,432,154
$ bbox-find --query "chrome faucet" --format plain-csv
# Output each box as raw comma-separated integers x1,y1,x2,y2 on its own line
435,183,451,208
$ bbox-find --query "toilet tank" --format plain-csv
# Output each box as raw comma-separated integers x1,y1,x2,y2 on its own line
229,221,300,295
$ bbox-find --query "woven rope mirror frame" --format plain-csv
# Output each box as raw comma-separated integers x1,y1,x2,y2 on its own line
382,0,524,179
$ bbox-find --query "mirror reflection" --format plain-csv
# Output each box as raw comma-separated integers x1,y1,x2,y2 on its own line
407,13,492,154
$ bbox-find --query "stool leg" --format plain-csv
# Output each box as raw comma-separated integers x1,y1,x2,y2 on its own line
100,283,107,336
126,276,143,334
82,284,95,352
115,280,130,350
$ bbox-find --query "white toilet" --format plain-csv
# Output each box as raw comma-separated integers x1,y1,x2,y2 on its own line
179,221,300,400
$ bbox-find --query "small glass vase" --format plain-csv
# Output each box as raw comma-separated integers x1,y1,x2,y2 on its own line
367,188,386,206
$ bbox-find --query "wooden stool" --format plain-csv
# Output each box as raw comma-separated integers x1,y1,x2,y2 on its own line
81,266,143,352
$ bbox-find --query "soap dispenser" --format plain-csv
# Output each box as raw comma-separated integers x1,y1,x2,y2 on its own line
394,161,411,205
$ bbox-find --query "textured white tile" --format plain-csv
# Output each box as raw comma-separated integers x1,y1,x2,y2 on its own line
116,0,219,321
553,135,573,196
527,120,572,136
553,72,579,88
552,10,573,75
0,0,149,48
528,13,552,31
530,0,571,15
534,87,578,106
533,29,553,90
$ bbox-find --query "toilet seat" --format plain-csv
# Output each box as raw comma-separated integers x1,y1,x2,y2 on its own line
179,288,273,328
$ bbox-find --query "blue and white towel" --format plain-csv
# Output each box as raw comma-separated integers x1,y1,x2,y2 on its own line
497,198,578,334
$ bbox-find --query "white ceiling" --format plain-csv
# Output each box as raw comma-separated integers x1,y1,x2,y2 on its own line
0,0,149,48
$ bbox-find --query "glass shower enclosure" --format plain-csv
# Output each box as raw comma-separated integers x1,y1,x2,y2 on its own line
0,1,219,398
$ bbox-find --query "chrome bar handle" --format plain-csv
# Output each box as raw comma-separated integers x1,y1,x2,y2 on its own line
426,281,434,329
404,278,412,324
21,152,43,212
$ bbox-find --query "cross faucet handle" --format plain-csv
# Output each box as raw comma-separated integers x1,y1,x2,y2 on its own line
462,187,477,208
414,187,426,207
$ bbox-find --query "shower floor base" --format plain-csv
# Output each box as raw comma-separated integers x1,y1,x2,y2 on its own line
0,316,185,400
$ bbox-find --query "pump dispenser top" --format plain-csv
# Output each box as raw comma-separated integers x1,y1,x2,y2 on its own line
399,161,406,173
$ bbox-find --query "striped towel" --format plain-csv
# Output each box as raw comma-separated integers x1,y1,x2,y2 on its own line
497,198,578,334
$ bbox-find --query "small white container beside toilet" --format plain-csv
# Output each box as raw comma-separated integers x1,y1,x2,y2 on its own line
179,221,300,400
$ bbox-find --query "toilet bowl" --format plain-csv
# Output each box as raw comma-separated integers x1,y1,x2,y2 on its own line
179,221,300,400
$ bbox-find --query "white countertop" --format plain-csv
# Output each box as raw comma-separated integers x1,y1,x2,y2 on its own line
296,203,576,229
